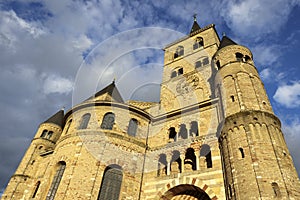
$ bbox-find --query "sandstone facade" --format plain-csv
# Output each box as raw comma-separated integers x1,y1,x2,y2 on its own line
2,20,300,200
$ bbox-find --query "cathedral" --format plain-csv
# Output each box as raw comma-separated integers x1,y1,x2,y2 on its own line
2,19,300,200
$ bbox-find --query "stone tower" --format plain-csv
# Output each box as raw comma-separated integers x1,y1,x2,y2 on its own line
214,36,300,199
2,19,300,200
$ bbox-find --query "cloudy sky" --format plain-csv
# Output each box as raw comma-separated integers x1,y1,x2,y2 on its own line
1,0,300,195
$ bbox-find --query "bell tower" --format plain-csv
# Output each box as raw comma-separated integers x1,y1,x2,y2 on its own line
214,36,300,199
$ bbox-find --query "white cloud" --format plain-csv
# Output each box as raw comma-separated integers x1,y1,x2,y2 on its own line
216,0,300,40
43,75,73,95
1,10,45,39
252,44,281,67
72,34,93,51
260,68,271,82
273,81,300,108
282,118,300,176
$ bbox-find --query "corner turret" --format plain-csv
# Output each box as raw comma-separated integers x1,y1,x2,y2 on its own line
214,35,300,199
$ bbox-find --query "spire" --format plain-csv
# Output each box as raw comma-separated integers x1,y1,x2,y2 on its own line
190,14,201,35
43,109,64,128
86,81,124,103
218,35,237,50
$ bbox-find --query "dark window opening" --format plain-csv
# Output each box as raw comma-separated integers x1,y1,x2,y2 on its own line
206,151,212,168
158,154,167,177
47,131,53,139
195,61,202,68
168,127,177,142
184,148,196,170
171,150,182,174
79,113,91,129
216,60,221,69
283,151,287,156
41,130,48,138
228,184,233,198
202,57,209,65
200,144,212,168
239,148,245,158
171,71,177,78
272,182,281,197
193,43,198,50
244,55,251,62
231,95,235,102
46,161,66,200
98,165,123,200
176,46,184,58
127,118,138,137
178,124,188,139
178,68,183,75
236,53,243,62
101,112,115,130
190,121,199,137
193,37,204,50
32,181,40,198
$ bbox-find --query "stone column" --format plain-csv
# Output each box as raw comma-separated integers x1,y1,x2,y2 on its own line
180,155,185,173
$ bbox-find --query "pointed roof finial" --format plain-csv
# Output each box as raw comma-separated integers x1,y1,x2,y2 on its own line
193,13,197,21
113,76,116,83
190,14,201,35
222,32,226,37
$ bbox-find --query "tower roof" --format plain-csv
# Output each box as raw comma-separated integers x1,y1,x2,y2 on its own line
43,109,64,128
218,35,237,50
86,81,124,103
190,15,201,35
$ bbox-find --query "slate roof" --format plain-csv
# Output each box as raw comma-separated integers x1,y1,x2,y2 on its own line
218,35,237,50
43,109,64,128
86,81,124,103
190,20,201,35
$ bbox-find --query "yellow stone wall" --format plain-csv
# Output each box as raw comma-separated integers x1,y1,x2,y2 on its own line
2,23,300,200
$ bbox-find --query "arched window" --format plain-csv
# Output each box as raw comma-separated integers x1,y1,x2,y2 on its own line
168,127,177,142
190,121,198,137
31,181,40,198
195,57,209,69
79,113,91,129
47,131,53,139
216,60,221,69
46,161,66,200
202,57,209,65
184,148,196,171
272,182,281,197
178,68,183,75
239,147,245,158
171,71,177,78
244,55,251,62
200,144,212,168
236,52,243,62
100,112,115,130
170,150,181,174
127,118,138,137
174,46,184,58
158,154,167,177
179,124,188,139
195,60,202,68
228,184,233,198
98,165,123,200
41,130,48,138
193,37,204,50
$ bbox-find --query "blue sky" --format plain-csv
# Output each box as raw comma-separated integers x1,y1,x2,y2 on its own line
0,0,300,194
